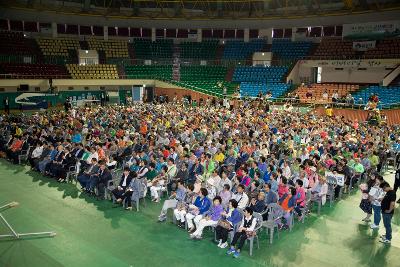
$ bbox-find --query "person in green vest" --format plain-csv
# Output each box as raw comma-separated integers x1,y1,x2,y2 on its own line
342,147,352,160
203,153,215,180
369,151,380,171
146,162,159,181
353,158,365,184
248,161,259,180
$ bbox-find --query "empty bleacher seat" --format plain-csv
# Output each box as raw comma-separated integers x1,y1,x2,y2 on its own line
132,39,173,59
0,63,69,78
87,38,129,59
223,40,265,60
0,31,41,60
36,37,81,57
232,66,288,83
271,39,312,60
66,64,119,79
125,65,172,80
180,41,219,59
313,38,355,59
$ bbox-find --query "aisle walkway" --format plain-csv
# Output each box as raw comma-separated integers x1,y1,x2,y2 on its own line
0,160,399,267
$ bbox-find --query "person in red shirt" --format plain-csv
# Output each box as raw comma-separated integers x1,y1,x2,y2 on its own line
6,136,23,164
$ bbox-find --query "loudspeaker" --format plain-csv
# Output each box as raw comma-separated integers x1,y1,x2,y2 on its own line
145,87,154,103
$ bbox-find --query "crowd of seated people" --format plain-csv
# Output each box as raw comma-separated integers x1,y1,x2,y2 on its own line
0,99,399,254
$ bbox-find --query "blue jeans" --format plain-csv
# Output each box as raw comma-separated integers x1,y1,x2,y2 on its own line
382,213,393,241
372,205,381,226
77,174,91,189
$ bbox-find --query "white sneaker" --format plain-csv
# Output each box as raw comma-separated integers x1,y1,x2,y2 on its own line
220,242,228,249
217,240,222,247
379,238,391,244
370,224,379,230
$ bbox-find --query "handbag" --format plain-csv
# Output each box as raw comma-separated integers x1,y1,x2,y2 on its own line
176,201,186,210
217,219,231,230
246,230,256,238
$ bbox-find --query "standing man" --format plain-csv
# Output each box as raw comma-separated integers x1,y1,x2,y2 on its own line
379,182,396,244
100,91,106,106
394,153,400,203
3,97,10,115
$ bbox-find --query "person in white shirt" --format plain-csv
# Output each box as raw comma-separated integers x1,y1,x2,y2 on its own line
232,184,249,209
217,172,232,194
322,91,328,101
208,169,221,190
86,147,98,164
166,158,177,180
137,160,149,178
28,142,44,168
227,207,257,258
311,176,328,205
282,161,292,179
369,175,385,229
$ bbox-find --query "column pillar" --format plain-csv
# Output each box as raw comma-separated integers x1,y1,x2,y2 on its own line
51,22,57,38
151,28,156,41
244,28,249,42
104,26,108,41
197,29,202,42
292,27,297,41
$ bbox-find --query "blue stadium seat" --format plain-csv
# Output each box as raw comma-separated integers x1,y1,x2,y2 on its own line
352,85,400,107
223,40,266,60
271,39,312,60
239,82,291,98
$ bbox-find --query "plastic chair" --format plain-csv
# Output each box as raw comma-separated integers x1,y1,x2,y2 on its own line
245,212,263,256
18,146,31,165
261,203,283,244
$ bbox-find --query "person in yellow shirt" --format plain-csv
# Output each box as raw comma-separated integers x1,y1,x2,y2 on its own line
15,126,23,137
214,149,225,164
325,105,333,117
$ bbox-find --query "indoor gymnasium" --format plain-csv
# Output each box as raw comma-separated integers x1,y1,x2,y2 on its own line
0,1,400,267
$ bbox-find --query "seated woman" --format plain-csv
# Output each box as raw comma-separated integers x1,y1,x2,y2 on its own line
277,176,289,198
278,187,297,230
190,196,223,239
226,207,257,258
149,165,168,202
186,188,211,233
294,180,306,220
173,184,196,228
239,169,251,189
215,199,242,249
218,184,232,209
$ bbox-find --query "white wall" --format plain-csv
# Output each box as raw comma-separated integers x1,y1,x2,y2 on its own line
288,59,400,84
252,52,272,66
320,67,391,83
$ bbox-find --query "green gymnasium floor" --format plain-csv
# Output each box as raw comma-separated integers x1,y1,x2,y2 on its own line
0,160,399,267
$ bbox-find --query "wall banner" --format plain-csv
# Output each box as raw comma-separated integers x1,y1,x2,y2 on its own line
352,40,376,51
343,21,400,37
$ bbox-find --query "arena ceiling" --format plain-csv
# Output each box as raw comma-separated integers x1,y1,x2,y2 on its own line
4,0,400,19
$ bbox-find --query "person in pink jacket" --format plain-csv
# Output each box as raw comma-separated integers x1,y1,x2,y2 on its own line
294,180,306,220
